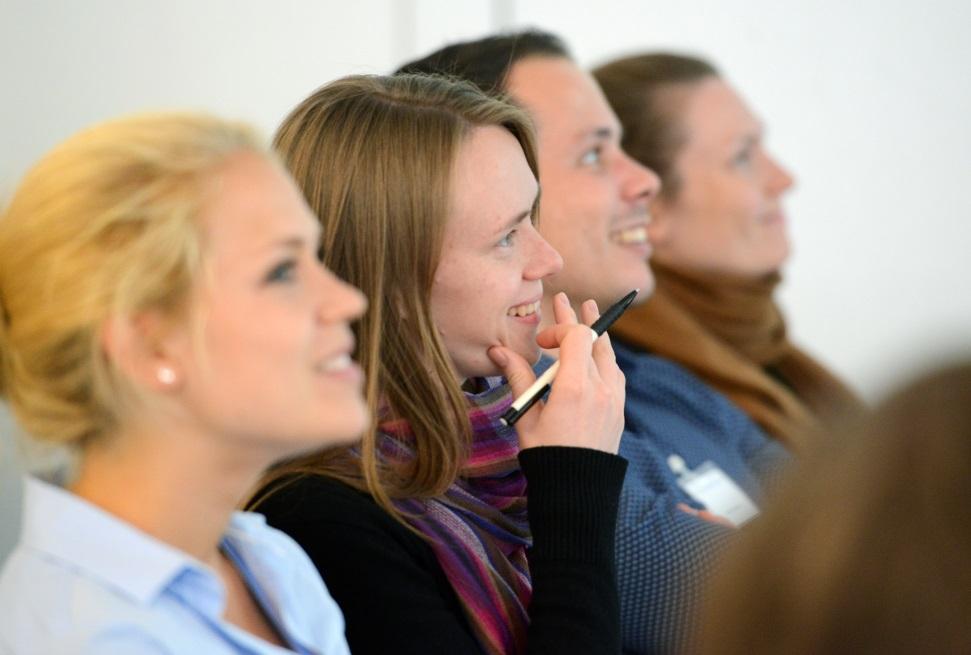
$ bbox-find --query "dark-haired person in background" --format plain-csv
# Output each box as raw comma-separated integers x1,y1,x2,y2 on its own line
400,31,789,654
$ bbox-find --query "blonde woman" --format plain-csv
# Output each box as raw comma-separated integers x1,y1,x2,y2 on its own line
250,74,628,654
0,113,364,654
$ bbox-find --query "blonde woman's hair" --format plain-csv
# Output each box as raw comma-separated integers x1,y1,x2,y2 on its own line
0,113,263,449
252,73,539,520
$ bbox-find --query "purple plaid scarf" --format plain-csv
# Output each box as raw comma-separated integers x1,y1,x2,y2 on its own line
377,377,532,654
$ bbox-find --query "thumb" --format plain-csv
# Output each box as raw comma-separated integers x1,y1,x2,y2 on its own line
487,345,538,397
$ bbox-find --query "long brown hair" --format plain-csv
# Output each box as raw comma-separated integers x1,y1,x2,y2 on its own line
696,361,971,653
251,74,539,521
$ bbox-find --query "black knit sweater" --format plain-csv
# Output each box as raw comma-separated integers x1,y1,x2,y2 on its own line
254,447,627,654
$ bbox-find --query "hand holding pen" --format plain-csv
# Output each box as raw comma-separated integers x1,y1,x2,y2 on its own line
487,290,633,454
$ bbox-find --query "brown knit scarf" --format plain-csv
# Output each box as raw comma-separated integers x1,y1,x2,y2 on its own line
609,261,864,450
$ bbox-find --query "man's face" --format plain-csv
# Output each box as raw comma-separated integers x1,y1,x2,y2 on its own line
505,56,661,313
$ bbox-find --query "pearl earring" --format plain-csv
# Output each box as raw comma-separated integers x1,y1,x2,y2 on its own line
157,367,176,385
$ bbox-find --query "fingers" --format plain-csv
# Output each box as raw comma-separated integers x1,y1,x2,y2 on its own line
579,298,600,327
571,298,625,447
538,297,616,384
487,345,538,398
531,291,620,401
552,291,578,325
489,345,545,430
535,322,592,350
530,324,622,454
536,292,588,350
510,293,625,455
549,322,596,388
580,297,620,386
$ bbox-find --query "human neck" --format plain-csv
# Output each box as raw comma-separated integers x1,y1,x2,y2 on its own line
70,420,270,565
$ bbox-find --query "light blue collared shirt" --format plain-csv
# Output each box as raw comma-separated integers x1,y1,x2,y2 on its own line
0,477,350,655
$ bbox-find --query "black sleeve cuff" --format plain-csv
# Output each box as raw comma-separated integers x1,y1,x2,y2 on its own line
518,446,628,562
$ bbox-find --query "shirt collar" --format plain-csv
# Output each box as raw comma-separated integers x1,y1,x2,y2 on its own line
19,476,211,606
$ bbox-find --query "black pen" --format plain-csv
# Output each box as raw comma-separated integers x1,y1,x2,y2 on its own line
499,289,639,426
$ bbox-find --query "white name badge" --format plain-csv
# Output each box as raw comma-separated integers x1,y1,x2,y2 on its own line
668,455,759,528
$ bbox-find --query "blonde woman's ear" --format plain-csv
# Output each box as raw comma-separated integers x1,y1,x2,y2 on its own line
100,312,186,393
156,367,177,386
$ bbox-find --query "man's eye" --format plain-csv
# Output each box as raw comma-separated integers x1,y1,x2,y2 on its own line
265,260,297,283
498,230,517,248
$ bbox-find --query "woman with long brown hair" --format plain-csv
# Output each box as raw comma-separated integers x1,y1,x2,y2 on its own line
249,73,629,654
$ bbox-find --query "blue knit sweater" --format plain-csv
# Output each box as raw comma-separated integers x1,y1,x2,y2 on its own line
609,339,789,654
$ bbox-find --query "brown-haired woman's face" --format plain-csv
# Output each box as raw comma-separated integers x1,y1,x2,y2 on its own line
649,78,795,276
168,152,369,451
430,126,563,379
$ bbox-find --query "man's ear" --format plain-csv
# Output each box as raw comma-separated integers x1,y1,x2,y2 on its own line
100,311,187,393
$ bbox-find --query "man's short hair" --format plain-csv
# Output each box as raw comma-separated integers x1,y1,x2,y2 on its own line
395,29,572,95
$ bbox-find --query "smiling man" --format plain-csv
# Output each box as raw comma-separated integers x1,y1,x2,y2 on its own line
502,54,658,316
399,31,790,654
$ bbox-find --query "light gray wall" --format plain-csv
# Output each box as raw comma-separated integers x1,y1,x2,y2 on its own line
0,0,400,190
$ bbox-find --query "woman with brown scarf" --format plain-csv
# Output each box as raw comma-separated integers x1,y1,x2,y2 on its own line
594,53,863,450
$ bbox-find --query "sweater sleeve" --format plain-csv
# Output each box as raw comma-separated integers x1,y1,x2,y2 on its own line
518,446,629,655
255,448,627,655
254,477,485,655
